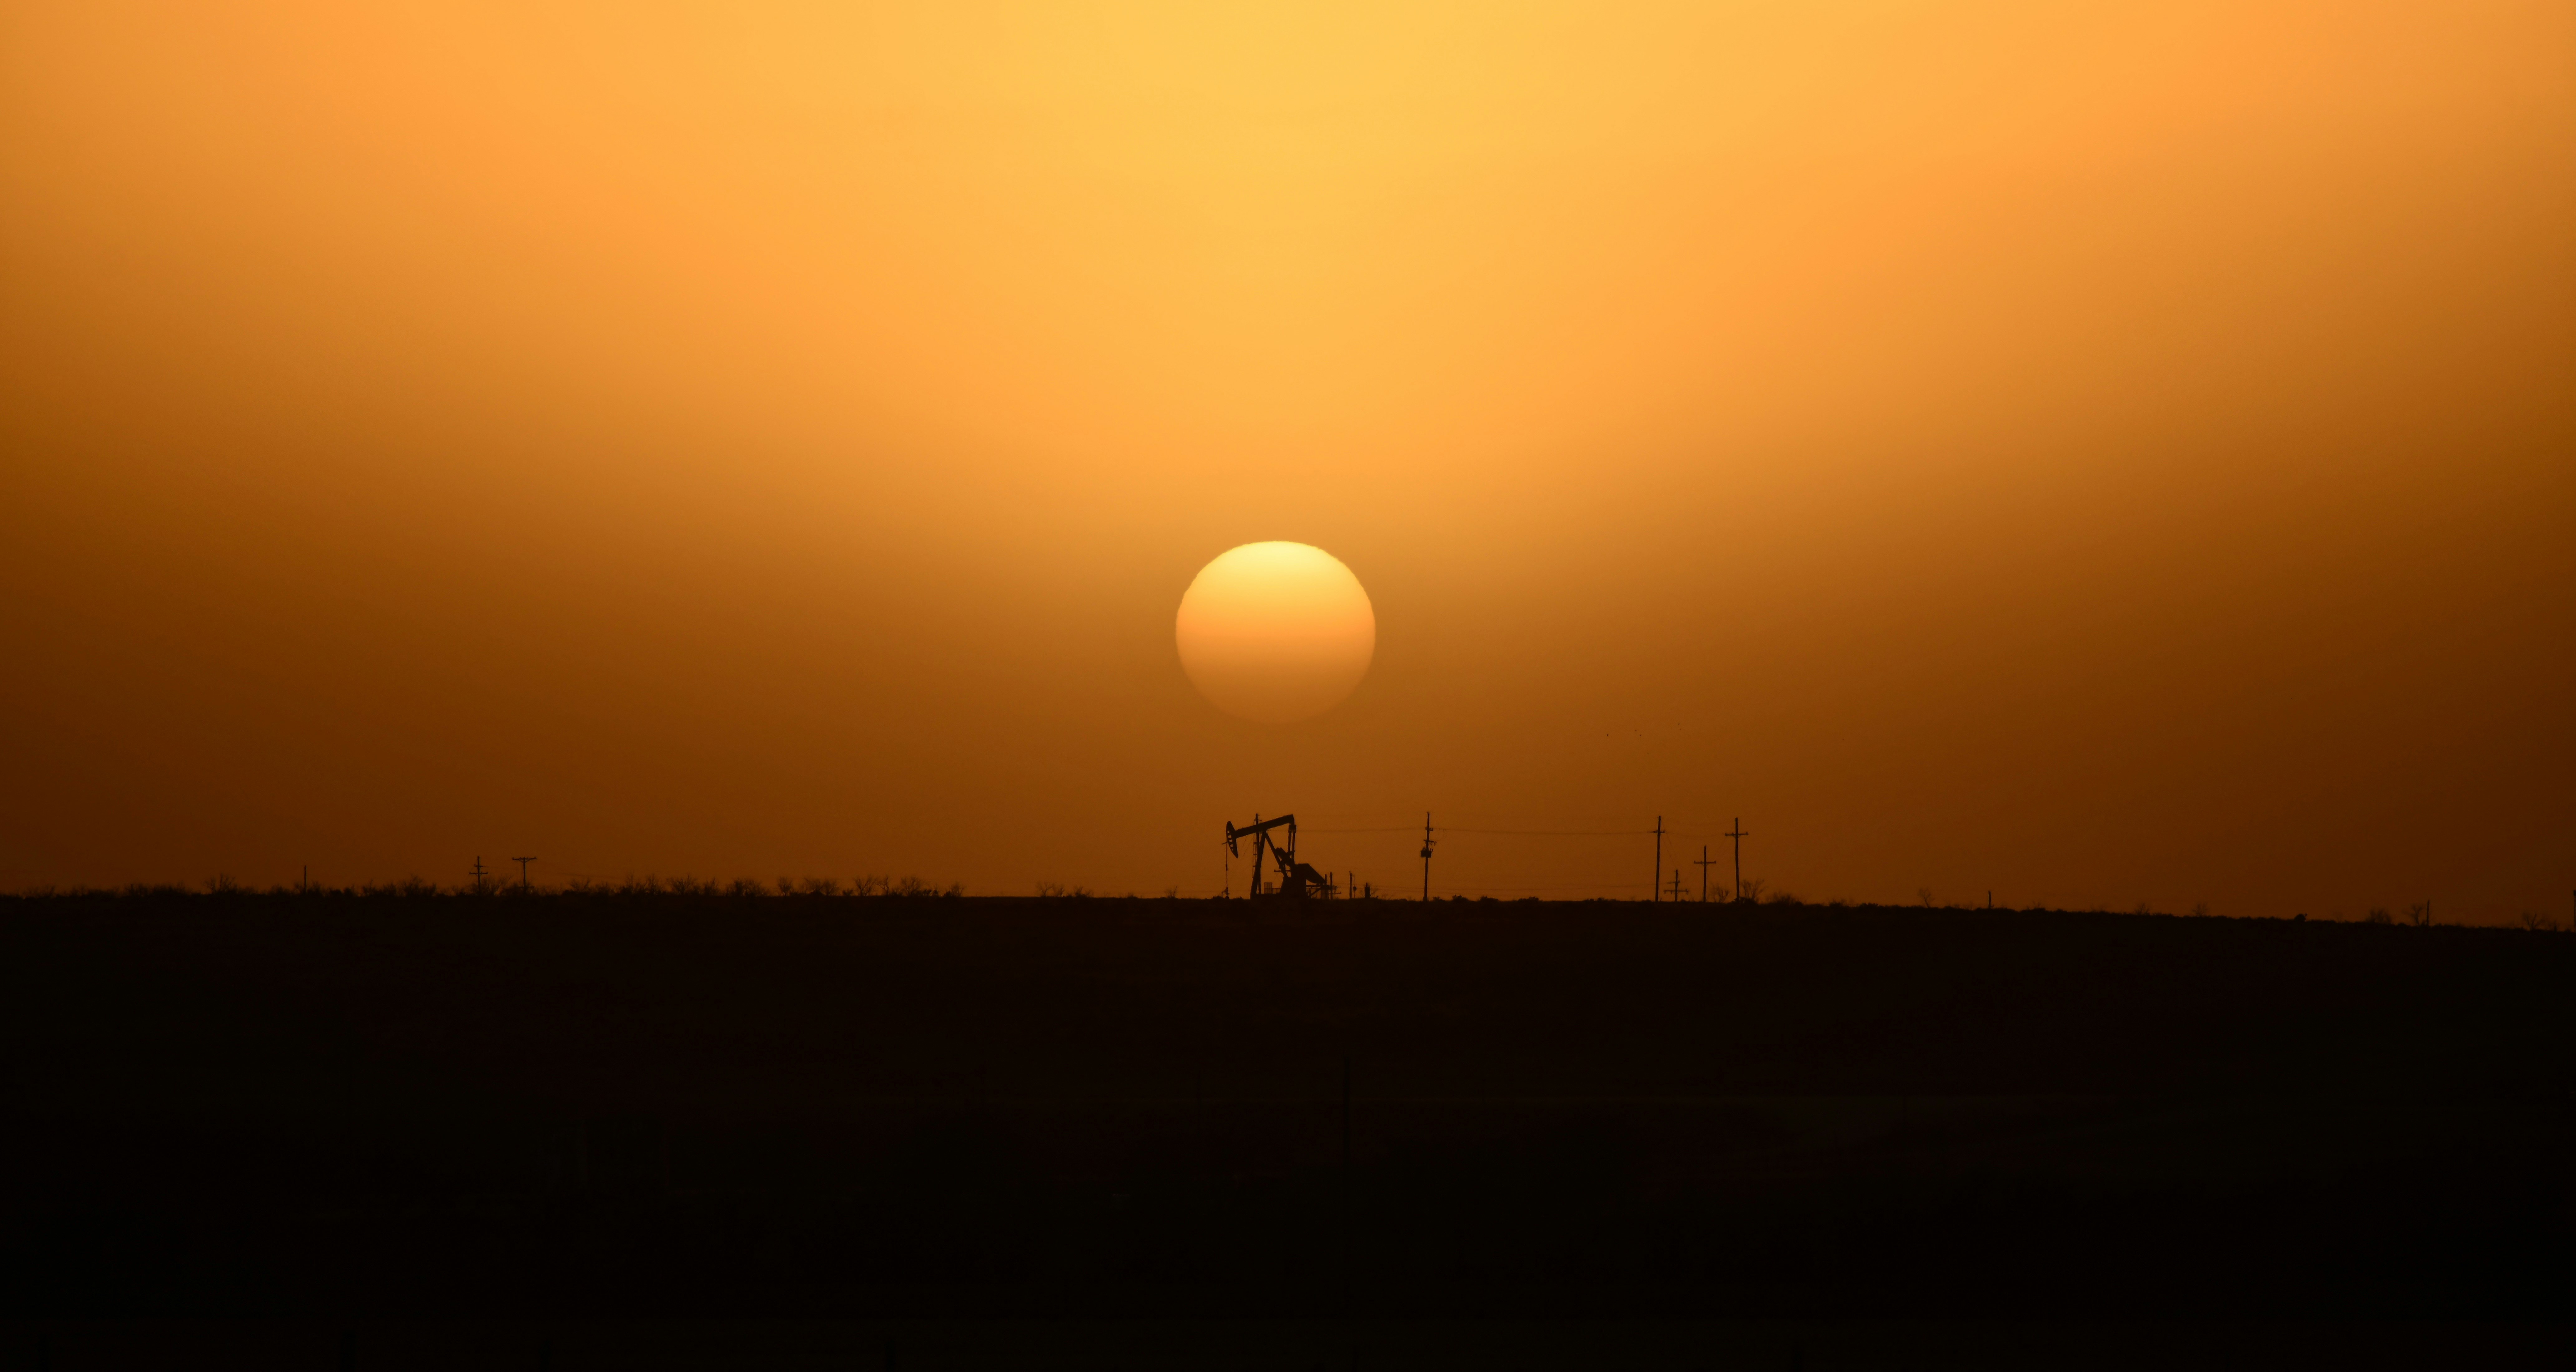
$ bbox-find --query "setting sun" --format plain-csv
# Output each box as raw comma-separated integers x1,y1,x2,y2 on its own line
1175,542,1375,725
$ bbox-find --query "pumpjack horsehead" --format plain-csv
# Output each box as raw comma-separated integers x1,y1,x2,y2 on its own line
1224,813,1337,899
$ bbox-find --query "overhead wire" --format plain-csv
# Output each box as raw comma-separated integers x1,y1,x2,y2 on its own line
1307,826,1653,836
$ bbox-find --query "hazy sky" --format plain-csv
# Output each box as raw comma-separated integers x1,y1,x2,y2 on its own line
5,2,2570,919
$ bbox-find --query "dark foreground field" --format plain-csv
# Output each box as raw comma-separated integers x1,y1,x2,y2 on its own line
3,893,2571,1366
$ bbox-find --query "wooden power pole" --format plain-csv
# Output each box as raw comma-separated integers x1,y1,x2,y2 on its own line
1695,844,1717,903
1725,819,1748,902
1420,812,1435,902
1651,815,1665,902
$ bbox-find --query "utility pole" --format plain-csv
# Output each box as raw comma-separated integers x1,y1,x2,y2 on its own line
1420,813,1435,902
1652,815,1665,903
1725,819,1748,902
468,856,489,895
513,856,537,893
1666,869,1686,902
1695,844,1716,903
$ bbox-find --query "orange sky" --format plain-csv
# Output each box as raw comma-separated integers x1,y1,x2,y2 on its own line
4,2,2571,919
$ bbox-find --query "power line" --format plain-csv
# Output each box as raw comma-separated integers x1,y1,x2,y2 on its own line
1431,884,1658,895
1422,887,1659,903
1312,826,1653,837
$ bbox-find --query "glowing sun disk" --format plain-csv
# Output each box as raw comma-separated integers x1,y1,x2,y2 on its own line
1174,542,1375,724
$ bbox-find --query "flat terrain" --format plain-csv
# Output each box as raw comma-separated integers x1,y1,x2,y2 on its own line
3,893,2571,1358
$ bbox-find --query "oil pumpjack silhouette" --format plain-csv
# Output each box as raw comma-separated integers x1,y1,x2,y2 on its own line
1224,813,1337,899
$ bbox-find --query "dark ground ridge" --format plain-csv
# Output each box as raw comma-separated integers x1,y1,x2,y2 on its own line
2,895,2569,1346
